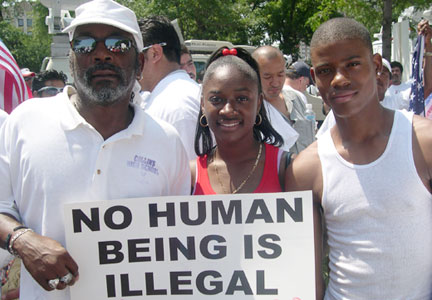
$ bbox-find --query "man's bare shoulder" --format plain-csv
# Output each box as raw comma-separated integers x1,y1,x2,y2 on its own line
285,141,322,194
413,114,432,138
412,115,432,173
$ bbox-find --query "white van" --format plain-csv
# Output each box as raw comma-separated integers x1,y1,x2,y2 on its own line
184,39,257,81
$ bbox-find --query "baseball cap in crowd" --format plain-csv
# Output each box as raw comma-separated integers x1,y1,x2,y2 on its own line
382,58,391,73
62,0,144,52
287,61,313,82
21,68,35,78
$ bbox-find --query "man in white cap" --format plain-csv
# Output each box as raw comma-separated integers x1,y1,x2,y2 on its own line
0,1,190,299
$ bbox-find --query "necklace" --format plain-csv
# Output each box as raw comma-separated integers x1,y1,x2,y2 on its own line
213,143,263,194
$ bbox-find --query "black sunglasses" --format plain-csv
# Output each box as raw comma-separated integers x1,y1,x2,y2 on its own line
70,36,135,54
37,86,63,97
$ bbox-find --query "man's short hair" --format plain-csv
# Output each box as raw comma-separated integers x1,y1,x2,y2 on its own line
310,17,372,54
180,44,191,56
32,70,68,92
252,45,284,62
139,16,181,64
390,61,403,73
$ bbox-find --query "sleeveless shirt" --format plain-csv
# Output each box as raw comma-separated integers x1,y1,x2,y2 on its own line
318,110,432,299
193,143,282,195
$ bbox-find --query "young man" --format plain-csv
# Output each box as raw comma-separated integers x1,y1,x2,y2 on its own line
286,18,432,299
0,1,190,299
138,16,201,160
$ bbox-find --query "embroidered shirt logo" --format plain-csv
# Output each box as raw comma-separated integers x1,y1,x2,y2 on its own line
127,155,159,175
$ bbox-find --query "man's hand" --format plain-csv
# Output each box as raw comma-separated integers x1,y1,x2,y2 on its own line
418,19,432,49
12,231,79,291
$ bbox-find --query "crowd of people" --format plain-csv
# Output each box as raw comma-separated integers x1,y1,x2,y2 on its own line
0,0,431,299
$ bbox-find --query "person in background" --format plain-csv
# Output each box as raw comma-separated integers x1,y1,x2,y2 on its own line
31,70,67,98
0,40,28,113
252,46,291,118
0,1,190,300
386,20,432,110
250,46,299,152
284,61,316,152
138,16,201,161
385,61,411,110
180,44,197,81
286,17,432,299
20,68,35,99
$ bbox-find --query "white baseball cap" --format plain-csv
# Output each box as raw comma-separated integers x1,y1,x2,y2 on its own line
382,58,391,73
62,0,143,51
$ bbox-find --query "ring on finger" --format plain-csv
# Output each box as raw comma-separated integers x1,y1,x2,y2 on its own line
60,272,73,285
48,278,60,289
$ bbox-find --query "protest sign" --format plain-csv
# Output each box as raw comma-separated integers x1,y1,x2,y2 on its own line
64,191,315,299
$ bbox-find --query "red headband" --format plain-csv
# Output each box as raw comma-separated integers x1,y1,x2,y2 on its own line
222,48,237,56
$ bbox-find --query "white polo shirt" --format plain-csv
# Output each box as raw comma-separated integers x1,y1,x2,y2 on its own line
141,70,201,161
0,86,190,300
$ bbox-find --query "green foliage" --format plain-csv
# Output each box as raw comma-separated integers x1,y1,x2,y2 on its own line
0,1,51,72
117,0,250,44
308,0,430,40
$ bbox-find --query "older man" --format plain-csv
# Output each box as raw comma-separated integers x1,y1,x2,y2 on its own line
0,1,190,299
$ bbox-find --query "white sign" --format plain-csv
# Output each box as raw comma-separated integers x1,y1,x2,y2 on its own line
64,191,315,299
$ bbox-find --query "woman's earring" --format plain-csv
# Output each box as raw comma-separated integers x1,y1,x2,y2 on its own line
255,114,262,126
199,114,208,127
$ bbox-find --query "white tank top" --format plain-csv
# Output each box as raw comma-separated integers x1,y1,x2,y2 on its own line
318,110,432,300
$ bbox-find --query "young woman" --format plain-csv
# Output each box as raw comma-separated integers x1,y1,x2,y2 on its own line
191,47,293,194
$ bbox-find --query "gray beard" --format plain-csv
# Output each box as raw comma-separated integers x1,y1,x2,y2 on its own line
74,64,136,106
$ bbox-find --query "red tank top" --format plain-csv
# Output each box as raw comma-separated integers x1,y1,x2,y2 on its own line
193,143,282,195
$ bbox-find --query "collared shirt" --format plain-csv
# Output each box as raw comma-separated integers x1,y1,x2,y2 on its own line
263,100,299,152
0,86,190,300
0,40,28,113
139,69,201,161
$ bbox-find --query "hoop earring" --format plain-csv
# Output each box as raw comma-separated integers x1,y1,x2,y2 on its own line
199,114,208,127
255,114,262,126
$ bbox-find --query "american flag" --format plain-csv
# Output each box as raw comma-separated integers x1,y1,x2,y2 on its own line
0,39,28,113
408,35,425,116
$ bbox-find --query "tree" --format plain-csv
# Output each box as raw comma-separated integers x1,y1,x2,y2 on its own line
117,0,251,44
0,1,51,72
307,0,431,60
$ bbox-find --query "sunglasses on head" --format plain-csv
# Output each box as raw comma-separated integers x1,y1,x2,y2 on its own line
37,86,63,97
70,36,135,54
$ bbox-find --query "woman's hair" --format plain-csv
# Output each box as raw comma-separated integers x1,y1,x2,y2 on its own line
194,46,284,156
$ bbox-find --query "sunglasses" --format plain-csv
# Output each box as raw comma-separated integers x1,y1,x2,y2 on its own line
142,42,167,52
70,36,135,54
37,86,63,97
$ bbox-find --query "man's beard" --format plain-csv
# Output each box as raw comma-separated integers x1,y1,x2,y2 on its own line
74,63,136,106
